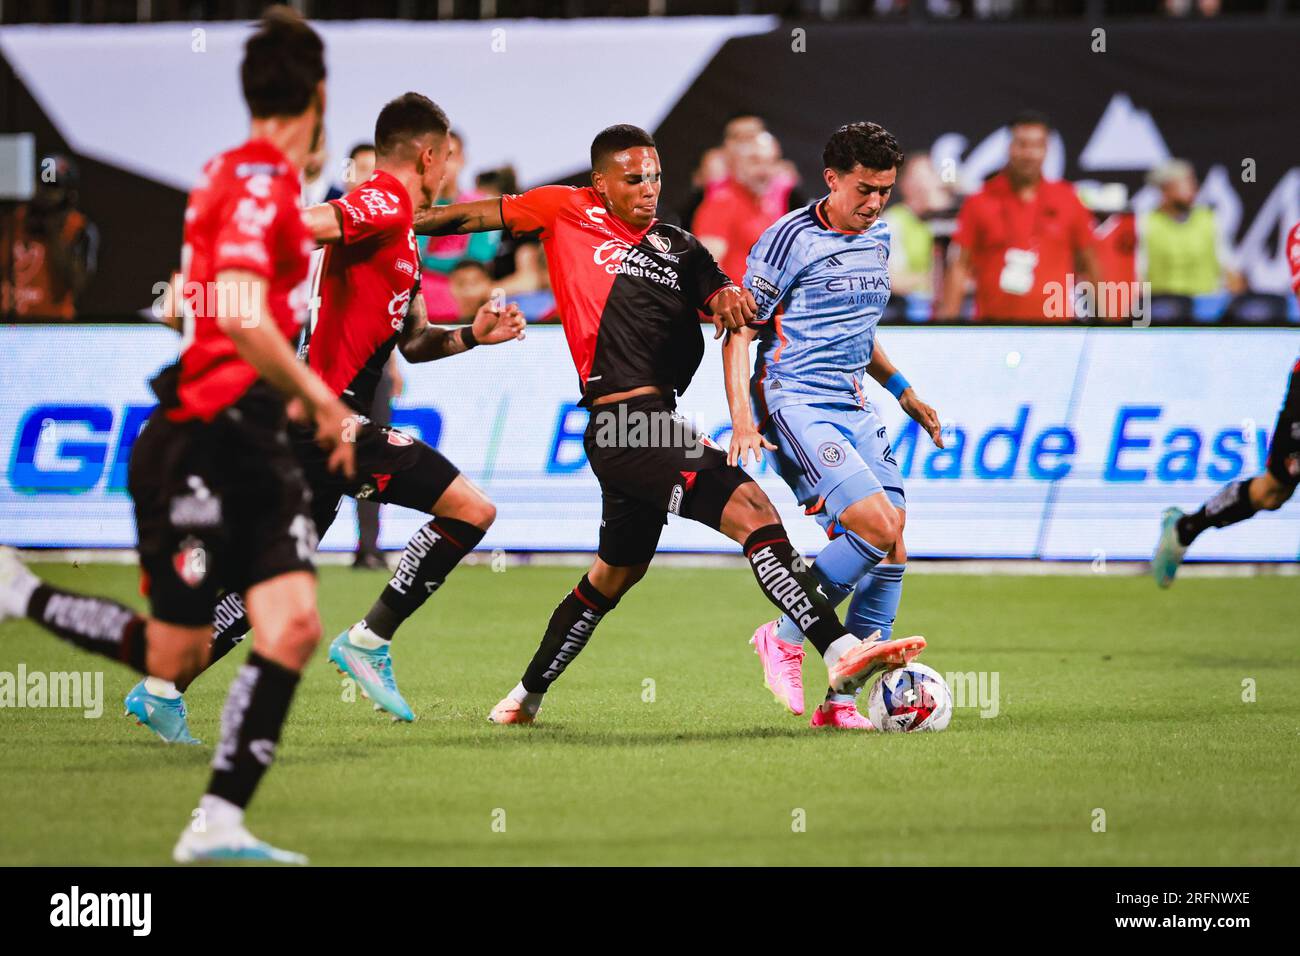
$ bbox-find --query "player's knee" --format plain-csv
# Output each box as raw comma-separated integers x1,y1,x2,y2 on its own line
731,482,780,530
1259,484,1292,510
843,503,900,552
588,561,645,598
451,496,496,530
278,607,323,655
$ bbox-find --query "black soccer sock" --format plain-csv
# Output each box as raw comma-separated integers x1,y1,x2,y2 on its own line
744,524,849,657
362,517,486,640
174,591,252,692
1176,479,1259,547
206,652,300,811
520,575,619,694
26,584,148,673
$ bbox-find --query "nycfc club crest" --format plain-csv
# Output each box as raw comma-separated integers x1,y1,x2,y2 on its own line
818,441,845,467
173,535,207,588
647,233,671,254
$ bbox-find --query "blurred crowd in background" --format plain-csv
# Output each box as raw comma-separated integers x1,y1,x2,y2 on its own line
3,109,1284,326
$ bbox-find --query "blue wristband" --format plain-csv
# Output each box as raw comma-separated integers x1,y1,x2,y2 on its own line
884,371,911,399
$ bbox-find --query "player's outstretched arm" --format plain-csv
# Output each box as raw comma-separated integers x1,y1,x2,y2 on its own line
398,289,526,364
868,339,944,449
302,203,344,244
722,325,775,466
411,197,504,237
215,268,356,478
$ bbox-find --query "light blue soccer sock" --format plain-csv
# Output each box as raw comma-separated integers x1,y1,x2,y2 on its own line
774,530,888,647
845,563,906,641
825,563,906,705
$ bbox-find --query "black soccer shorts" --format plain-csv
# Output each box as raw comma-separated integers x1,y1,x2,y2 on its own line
582,392,754,567
1265,360,1300,488
290,417,461,539
128,384,317,627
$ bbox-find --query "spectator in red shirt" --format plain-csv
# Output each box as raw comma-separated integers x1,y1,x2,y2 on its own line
692,131,786,285
938,111,1101,321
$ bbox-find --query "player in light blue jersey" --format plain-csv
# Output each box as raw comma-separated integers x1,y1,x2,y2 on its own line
723,122,945,729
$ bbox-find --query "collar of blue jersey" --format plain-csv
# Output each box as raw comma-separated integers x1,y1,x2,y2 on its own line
813,196,873,236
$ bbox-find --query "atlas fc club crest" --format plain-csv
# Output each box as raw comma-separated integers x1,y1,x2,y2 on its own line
386,429,414,446
647,233,671,254
173,535,208,588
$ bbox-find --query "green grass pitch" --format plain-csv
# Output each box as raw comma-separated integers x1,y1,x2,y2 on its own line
0,561,1296,866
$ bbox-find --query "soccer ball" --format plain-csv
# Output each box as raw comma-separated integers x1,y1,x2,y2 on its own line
866,662,953,733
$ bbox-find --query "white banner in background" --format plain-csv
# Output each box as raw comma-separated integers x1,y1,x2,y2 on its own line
0,18,775,194
0,325,1297,561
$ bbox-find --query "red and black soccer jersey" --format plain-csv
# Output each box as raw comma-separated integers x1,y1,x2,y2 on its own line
308,170,420,413
168,138,314,422
501,185,733,404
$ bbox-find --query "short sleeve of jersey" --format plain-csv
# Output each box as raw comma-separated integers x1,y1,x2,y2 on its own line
684,233,734,313
212,175,294,278
329,185,405,246
743,219,798,326
501,185,573,241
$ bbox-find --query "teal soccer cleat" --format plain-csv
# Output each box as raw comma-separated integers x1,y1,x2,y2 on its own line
1152,507,1188,589
173,823,307,865
328,630,415,722
124,680,202,744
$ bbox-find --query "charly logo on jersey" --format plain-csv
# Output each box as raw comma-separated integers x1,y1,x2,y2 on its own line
585,205,607,225
387,288,412,331
592,239,680,289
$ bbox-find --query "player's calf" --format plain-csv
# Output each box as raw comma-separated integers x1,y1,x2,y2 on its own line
491,568,628,724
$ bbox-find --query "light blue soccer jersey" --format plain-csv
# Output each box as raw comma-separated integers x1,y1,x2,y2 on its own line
744,198,892,419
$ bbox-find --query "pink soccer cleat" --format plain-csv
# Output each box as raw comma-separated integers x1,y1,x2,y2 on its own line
826,633,926,696
488,696,535,725
750,620,806,716
810,699,875,730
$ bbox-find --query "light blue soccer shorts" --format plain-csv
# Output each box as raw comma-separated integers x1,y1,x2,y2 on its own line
762,401,905,534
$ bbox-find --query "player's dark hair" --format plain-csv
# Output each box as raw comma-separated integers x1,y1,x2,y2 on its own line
822,122,904,174
1010,109,1052,131
590,125,656,170
240,5,325,120
374,93,450,158
349,142,375,161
